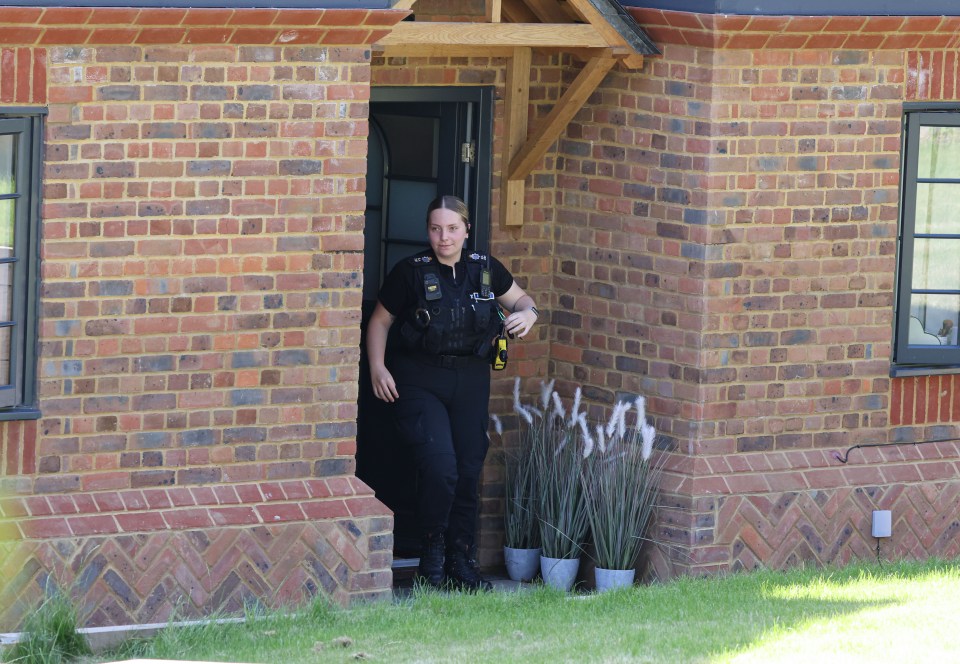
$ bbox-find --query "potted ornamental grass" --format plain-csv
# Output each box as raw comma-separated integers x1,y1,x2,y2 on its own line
501,380,664,592
502,457,541,581
580,396,663,591
536,429,588,591
494,383,544,582
517,381,590,591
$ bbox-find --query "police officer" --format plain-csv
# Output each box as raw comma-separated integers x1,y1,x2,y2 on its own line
366,195,539,591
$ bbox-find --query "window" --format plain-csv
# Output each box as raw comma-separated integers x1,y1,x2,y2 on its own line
0,110,42,418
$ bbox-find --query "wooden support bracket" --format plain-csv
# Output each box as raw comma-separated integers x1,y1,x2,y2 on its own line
486,0,503,22
507,55,616,183
500,47,532,227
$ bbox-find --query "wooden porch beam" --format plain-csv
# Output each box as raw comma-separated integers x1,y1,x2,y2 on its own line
486,0,503,22
375,43,620,62
507,55,616,181
391,0,417,9
500,47,532,227
376,44,517,58
561,46,630,60
377,21,608,49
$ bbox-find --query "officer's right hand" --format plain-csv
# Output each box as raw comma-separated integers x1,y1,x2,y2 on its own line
371,366,399,403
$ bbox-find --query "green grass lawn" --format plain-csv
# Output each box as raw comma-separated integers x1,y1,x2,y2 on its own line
83,559,960,663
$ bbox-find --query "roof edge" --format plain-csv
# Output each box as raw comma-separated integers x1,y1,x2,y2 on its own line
592,0,661,55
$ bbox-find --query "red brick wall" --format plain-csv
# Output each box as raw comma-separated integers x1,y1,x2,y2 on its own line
0,46,46,104
0,421,37,476
892,375,960,426
0,7,405,630
602,8,960,574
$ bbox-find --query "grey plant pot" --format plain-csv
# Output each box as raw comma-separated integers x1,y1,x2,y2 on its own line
540,555,580,591
594,567,635,592
504,546,541,582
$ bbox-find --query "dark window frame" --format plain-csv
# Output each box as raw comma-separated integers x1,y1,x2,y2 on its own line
892,104,960,377
0,108,43,420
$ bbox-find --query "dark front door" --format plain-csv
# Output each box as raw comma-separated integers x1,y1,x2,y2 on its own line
356,87,492,556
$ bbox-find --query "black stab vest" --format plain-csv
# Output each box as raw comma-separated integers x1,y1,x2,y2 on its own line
399,251,500,357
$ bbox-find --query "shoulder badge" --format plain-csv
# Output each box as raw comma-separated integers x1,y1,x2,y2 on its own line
467,252,487,263
410,255,434,265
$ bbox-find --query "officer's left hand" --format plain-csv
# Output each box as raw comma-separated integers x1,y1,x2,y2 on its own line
504,308,537,338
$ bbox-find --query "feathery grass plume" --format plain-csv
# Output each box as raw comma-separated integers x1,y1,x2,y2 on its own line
551,391,566,421
516,406,533,425
605,401,629,441
634,395,646,426
569,387,582,426
579,414,594,459
641,422,656,461
605,407,617,438
513,376,523,413
491,414,503,437
539,379,556,410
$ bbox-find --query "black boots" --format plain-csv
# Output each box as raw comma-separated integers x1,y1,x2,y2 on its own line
444,538,493,592
416,530,446,588
417,532,493,592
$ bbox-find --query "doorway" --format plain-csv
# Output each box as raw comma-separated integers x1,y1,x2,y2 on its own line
356,86,493,556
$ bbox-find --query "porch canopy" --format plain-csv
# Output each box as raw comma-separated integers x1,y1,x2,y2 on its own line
377,0,659,226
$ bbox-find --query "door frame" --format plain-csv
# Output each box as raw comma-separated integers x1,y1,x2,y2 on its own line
358,85,495,557
370,85,495,254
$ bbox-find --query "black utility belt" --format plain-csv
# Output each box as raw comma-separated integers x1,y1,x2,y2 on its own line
413,352,484,369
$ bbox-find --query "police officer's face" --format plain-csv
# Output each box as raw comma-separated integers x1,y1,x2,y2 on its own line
427,208,469,265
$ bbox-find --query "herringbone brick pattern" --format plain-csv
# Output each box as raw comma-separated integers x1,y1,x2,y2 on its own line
717,482,960,571
0,516,392,631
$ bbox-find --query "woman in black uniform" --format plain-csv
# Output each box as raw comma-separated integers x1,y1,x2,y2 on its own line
366,195,539,590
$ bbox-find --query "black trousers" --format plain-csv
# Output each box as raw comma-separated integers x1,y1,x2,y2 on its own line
389,352,491,546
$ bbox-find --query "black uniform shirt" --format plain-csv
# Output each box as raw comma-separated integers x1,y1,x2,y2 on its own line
378,250,514,318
